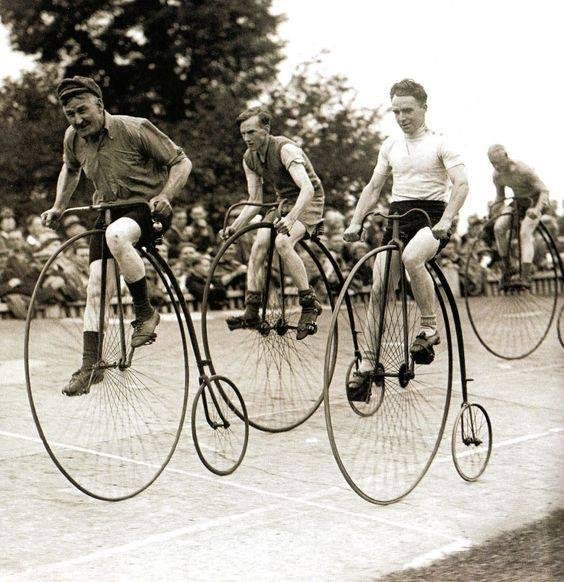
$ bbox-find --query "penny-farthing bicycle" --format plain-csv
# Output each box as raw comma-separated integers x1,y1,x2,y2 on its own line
464,197,562,359
24,201,248,501
201,200,358,433
323,209,492,504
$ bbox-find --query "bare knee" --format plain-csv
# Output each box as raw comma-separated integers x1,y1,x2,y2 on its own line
105,219,139,255
494,217,509,237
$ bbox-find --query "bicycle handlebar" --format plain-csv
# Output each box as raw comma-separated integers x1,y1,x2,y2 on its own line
222,198,288,232
362,207,433,229
58,200,164,233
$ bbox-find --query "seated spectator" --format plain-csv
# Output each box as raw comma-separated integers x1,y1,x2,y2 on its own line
349,241,372,287
185,254,227,310
177,242,200,270
0,207,17,245
324,209,346,238
61,214,87,240
0,242,43,318
26,215,48,249
165,207,192,258
187,204,215,253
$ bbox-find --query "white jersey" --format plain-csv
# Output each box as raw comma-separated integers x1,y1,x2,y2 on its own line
374,126,464,202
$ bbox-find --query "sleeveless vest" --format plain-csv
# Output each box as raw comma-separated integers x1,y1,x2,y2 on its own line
243,135,324,200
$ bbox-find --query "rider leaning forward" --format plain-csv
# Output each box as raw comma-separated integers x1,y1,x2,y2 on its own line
487,144,550,288
42,76,192,396
223,106,325,339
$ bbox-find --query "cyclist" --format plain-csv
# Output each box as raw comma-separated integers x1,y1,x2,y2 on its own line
343,79,469,398
487,144,550,288
41,76,192,396
222,106,325,340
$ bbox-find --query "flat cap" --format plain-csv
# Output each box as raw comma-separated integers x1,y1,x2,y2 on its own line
57,76,103,103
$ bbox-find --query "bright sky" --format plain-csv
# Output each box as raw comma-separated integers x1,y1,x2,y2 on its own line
272,0,563,223
1,2,563,225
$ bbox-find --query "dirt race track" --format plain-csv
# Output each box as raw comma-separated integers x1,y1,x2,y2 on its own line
1,304,562,581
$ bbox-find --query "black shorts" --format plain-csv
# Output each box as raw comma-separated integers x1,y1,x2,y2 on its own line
381,200,449,252
509,198,536,220
89,205,172,264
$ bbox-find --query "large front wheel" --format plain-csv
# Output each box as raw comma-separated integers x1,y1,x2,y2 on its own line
201,222,337,433
324,245,453,504
24,232,189,501
464,220,560,359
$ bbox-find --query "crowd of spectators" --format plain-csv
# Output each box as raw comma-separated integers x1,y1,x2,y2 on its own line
1,198,562,319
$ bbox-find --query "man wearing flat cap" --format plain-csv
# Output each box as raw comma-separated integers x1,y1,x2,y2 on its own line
42,75,192,396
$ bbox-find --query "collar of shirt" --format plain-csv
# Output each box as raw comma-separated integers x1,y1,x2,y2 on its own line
405,124,429,142
257,134,271,164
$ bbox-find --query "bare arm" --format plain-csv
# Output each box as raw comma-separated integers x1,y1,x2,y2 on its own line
433,165,469,239
150,157,192,215
528,173,549,215
274,163,315,235
230,161,263,232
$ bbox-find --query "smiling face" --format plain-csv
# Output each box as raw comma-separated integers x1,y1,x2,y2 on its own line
239,115,270,151
391,95,426,136
62,93,104,139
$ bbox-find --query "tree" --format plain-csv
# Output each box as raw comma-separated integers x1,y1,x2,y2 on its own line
0,68,77,215
266,59,389,210
0,0,284,121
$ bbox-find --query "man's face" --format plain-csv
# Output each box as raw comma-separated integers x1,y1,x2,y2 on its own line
63,93,104,139
74,246,90,269
29,216,44,237
1,216,16,233
488,149,511,172
391,95,426,136
173,211,188,229
240,115,269,151
190,206,206,222
179,245,198,264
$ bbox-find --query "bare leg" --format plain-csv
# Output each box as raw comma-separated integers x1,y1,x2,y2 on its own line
402,227,440,336
274,221,308,291
359,249,401,372
519,215,540,265
84,259,117,332
493,212,512,264
246,228,271,292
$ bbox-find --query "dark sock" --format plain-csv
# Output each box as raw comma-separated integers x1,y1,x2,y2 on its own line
126,277,154,320
82,331,102,370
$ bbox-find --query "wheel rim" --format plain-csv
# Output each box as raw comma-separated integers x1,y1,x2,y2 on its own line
465,221,560,359
324,247,453,504
202,223,336,433
191,375,249,475
25,234,189,500
451,403,492,481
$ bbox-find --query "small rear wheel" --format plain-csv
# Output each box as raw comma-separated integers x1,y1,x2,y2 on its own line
451,402,492,481
192,375,249,476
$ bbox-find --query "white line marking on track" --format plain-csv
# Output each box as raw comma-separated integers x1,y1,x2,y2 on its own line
3,504,282,581
2,425,562,577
